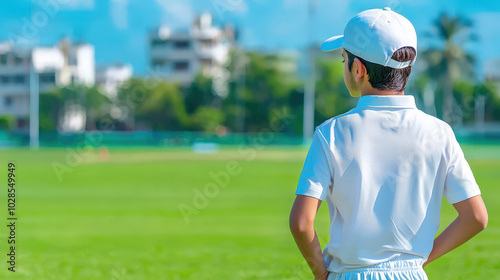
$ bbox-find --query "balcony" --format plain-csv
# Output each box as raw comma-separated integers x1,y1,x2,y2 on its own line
150,48,195,60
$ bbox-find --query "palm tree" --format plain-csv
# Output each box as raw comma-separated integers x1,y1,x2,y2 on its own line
422,13,477,125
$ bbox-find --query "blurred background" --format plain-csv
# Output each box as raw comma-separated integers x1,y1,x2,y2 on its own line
0,0,499,146
0,0,499,279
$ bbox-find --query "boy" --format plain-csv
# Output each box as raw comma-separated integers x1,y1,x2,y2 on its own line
289,7,488,280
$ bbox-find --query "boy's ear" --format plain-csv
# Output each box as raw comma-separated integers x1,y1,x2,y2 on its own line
354,58,367,82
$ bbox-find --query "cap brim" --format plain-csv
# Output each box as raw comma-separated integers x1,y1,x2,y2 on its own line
321,35,344,52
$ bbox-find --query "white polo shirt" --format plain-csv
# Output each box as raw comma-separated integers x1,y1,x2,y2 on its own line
296,95,481,273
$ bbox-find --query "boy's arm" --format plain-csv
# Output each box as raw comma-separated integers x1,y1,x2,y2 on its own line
289,195,329,280
423,195,488,267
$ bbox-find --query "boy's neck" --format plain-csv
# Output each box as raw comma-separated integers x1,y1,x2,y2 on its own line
360,90,405,97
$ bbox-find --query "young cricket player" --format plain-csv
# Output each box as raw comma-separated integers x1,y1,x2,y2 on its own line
289,7,488,280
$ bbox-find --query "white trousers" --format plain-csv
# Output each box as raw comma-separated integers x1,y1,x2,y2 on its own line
327,259,428,280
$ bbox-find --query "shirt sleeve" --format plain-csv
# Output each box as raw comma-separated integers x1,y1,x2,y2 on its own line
295,128,333,201
443,129,481,204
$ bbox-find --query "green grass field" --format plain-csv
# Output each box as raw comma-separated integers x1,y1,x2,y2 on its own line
0,144,498,279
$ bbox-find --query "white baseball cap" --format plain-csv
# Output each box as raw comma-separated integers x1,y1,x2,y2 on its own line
321,7,417,69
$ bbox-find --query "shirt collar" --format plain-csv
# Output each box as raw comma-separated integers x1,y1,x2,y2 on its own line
356,95,416,109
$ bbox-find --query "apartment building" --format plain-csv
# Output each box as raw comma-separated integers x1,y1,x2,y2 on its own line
0,39,95,131
149,13,234,87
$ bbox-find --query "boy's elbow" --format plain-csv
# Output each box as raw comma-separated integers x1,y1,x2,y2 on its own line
477,210,488,231
456,196,488,232
289,195,320,235
290,222,305,235
469,208,488,232
289,215,313,235
289,216,301,234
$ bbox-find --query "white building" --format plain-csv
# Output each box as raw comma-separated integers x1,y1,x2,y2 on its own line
0,39,95,131
96,63,133,98
149,13,234,86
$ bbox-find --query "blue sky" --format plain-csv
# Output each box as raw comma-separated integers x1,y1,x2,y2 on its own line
1,0,499,77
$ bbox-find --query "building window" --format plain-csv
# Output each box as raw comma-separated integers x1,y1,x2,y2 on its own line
40,73,56,84
4,97,13,107
152,39,168,47
152,59,167,67
199,39,213,48
174,41,190,50
0,75,9,84
0,54,7,65
14,56,24,65
174,61,189,72
13,75,25,84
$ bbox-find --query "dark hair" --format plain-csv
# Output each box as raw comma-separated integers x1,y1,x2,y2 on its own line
346,47,416,92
